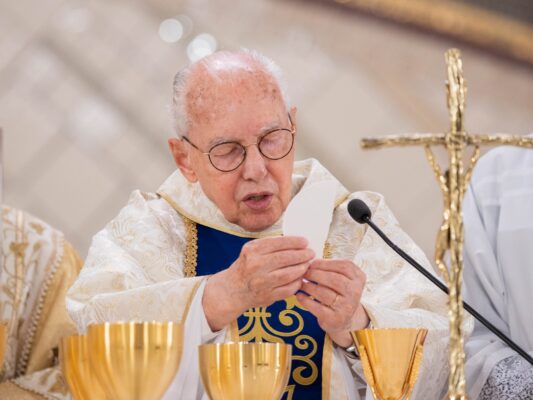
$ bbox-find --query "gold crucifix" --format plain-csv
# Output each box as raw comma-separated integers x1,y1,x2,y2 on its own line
360,48,533,399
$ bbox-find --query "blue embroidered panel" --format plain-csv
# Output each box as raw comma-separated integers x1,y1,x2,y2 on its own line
196,223,325,400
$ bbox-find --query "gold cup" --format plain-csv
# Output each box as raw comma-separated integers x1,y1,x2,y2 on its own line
87,321,183,400
199,342,292,400
0,322,7,373
59,334,107,400
352,328,428,400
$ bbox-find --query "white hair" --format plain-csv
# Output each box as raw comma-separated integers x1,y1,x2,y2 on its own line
172,49,291,137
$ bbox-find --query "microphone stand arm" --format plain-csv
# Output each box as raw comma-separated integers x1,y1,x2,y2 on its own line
364,217,533,366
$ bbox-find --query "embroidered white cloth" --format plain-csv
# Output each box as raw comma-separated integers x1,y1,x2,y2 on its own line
66,158,456,399
0,206,82,399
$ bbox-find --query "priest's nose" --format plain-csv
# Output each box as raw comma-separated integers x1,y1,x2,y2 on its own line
242,145,268,181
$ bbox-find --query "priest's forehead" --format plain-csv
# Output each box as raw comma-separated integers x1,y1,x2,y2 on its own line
185,53,285,130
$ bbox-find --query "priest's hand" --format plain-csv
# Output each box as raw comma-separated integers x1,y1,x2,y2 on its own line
203,236,314,331
295,259,369,348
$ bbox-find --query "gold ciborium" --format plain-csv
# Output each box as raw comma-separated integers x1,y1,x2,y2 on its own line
87,321,183,400
352,328,428,400
199,342,292,400
59,334,107,400
0,322,7,373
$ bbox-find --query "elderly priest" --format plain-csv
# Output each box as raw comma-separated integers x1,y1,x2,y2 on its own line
66,50,452,400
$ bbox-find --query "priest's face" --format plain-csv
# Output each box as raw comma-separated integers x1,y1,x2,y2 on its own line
171,67,296,232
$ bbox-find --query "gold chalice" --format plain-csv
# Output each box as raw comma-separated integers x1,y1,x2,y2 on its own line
87,321,183,400
59,334,107,400
0,322,7,374
199,342,292,400
352,328,428,400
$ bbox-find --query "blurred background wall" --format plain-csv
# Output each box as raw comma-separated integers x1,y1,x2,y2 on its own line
1,0,532,260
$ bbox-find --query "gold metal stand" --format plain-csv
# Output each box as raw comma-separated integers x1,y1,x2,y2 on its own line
0,322,6,375
360,48,533,399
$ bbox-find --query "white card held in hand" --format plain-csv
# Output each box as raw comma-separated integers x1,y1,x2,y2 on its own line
282,180,337,258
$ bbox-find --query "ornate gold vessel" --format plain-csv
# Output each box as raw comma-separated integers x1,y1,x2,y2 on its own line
199,342,292,400
59,334,107,400
87,321,183,400
352,328,428,400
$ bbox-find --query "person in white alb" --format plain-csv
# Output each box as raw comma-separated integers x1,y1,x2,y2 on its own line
463,141,533,399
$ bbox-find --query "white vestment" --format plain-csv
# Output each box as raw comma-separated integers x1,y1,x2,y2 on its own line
0,206,82,399
463,144,533,399
66,159,453,399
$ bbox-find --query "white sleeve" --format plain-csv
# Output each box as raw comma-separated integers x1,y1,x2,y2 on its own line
334,346,365,400
163,280,228,400
66,191,204,332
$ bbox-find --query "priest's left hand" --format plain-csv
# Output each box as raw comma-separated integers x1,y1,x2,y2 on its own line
295,259,369,348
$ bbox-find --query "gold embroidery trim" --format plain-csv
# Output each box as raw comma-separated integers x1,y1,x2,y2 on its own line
10,210,26,332
160,191,281,239
16,226,64,377
285,384,295,400
322,241,333,260
183,217,198,278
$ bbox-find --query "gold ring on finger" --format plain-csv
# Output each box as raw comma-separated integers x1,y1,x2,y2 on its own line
330,293,340,308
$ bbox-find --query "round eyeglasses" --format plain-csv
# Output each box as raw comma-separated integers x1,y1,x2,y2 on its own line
181,117,296,172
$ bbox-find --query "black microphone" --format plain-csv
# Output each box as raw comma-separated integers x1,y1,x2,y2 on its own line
348,198,533,366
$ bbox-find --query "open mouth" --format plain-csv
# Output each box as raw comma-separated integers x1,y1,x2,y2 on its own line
247,194,268,201
243,192,273,210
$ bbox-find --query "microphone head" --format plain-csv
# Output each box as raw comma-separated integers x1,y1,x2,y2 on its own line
347,199,372,224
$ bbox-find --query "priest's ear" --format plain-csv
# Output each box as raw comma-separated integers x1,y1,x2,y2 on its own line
168,137,198,182
289,106,297,134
